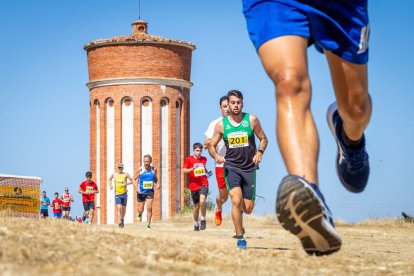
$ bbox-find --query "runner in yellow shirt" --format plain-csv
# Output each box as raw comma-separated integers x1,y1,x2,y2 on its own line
108,163,135,228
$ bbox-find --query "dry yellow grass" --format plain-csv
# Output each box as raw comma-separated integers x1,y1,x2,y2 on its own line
0,213,413,275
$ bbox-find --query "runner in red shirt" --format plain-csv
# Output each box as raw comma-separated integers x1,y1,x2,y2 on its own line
183,142,210,231
51,192,64,219
60,187,74,220
78,171,99,224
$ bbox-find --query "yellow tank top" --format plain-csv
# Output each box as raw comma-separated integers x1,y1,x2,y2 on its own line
114,173,127,195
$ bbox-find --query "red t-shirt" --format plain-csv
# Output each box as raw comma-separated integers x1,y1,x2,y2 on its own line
52,198,64,213
79,180,98,202
184,155,209,192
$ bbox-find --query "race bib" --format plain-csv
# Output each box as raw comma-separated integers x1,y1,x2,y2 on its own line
194,167,206,177
228,131,248,148
86,186,94,193
143,181,154,189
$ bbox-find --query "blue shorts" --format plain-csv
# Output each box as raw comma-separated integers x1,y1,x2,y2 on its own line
243,0,370,64
53,212,62,219
115,193,128,206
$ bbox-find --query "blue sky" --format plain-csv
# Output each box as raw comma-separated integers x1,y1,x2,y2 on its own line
1,1,413,223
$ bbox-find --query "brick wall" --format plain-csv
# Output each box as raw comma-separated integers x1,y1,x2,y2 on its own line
87,44,193,82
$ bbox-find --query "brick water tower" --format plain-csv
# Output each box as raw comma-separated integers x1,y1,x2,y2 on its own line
84,20,195,225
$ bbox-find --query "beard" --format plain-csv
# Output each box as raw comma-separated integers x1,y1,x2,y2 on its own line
230,107,241,115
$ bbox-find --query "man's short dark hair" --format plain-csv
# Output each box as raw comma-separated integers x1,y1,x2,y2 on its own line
85,171,92,178
227,90,243,100
219,96,228,106
193,142,203,150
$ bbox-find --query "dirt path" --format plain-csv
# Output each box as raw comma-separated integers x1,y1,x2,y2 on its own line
1,214,413,275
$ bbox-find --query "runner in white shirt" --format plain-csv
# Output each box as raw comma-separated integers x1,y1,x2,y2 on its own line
204,96,229,226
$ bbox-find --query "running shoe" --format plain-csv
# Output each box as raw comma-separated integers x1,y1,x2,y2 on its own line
83,216,90,224
146,224,151,230
236,238,247,249
327,102,370,193
200,220,206,230
276,175,342,256
137,213,142,222
214,209,223,226
232,228,245,239
194,224,200,231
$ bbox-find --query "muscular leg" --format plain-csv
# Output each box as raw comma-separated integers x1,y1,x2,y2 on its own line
242,199,254,215
146,198,154,225
121,206,126,220
89,209,94,222
258,36,318,184
229,187,244,237
325,51,372,141
137,201,144,217
199,194,207,218
216,188,229,210
116,204,122,223
193,203,200,222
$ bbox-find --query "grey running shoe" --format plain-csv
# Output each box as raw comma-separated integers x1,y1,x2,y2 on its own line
276,175,342,256
327,102,370,193
200,220,206,230
232,228,246,239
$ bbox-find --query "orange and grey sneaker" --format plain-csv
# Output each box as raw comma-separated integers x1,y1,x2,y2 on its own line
214,209,222,226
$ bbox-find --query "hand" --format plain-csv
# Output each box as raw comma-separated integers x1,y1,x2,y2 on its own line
253,152,262,166
215,156,225,165
109,185,113,190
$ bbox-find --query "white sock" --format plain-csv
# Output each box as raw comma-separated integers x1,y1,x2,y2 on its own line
201,216,206,221
194,221,199,226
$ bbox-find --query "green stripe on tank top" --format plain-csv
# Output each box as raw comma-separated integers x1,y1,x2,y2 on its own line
224,168,230,192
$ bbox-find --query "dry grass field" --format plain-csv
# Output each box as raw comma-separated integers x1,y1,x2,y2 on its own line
1,212,413,275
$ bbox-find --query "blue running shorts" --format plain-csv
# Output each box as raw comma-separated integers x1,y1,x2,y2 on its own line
115,193,128,206
243,0,370,64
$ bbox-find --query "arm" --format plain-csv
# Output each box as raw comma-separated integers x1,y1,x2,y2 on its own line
154,168,160,190
183,158,195,174
204,135,212,150
133,165,141,180
208,121,225,164
126,173,136,190
108,174,114,190
203,120,215,149
78,187,84,194
250,114,268,166
94,184,99,194
183,166,195,174
134,168,141,192
126,173,134,185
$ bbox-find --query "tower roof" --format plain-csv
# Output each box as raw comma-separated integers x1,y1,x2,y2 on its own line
84,20,196,51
